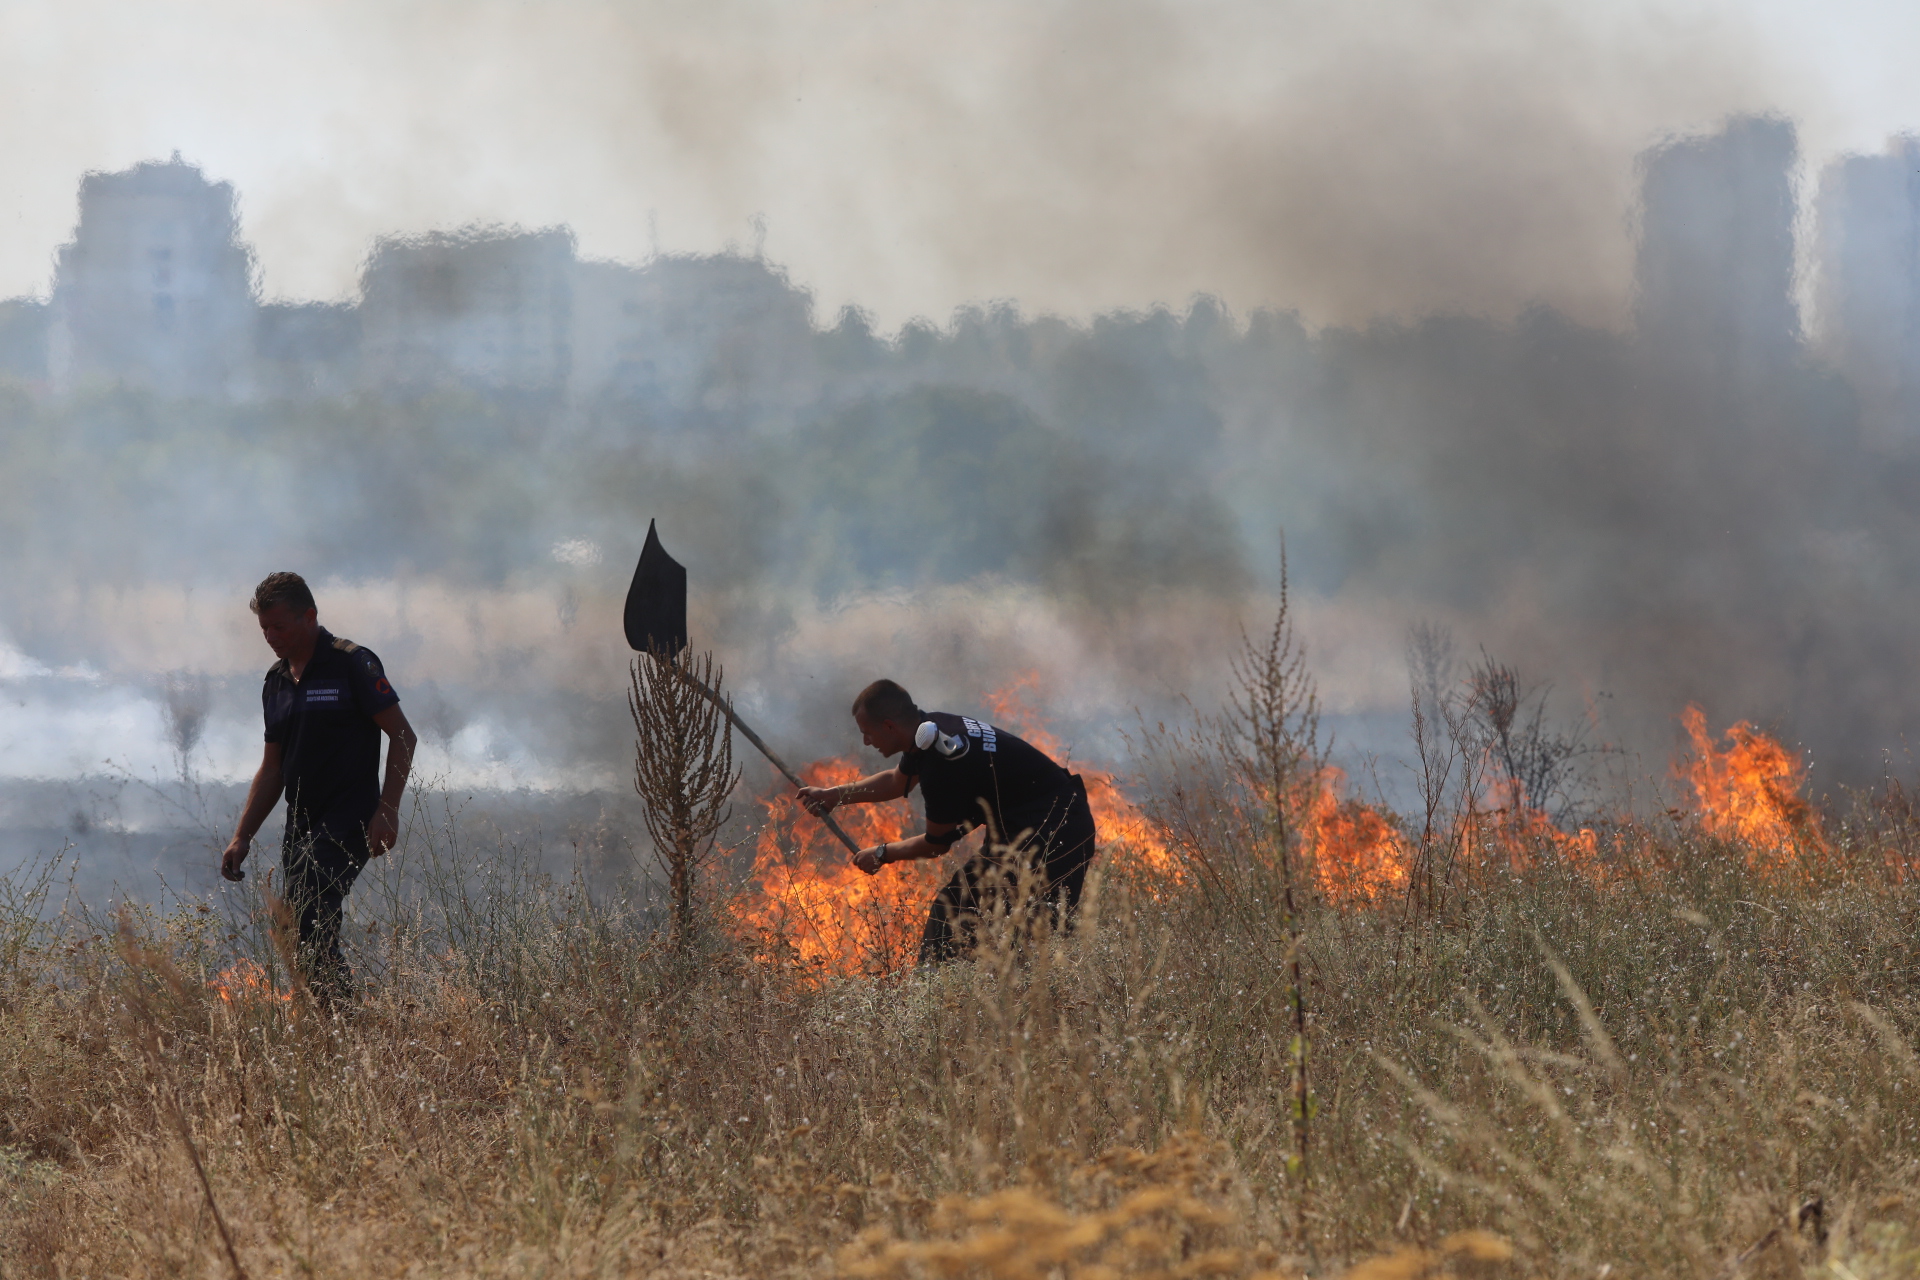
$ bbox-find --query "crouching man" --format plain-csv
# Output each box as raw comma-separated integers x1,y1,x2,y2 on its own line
797,679,1096,963
220,572,416,1004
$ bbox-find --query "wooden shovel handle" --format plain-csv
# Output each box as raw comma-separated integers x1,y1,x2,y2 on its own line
670,665,863,855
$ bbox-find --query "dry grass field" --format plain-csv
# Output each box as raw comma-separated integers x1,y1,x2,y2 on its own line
3,629,1918,1278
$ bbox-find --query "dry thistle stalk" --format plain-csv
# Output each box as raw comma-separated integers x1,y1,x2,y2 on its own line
1227,545,1324,1255
628,647,740,946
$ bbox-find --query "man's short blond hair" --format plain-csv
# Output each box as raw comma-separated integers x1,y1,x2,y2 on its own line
250,571,316,616
851,679,919,724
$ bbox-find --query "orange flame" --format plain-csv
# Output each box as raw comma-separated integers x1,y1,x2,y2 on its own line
1305,766,1607,903
981,676,1178,881
730,692,1840,969
733,675,1182,977
737,758,944,976
208,957,292,1005
1676,704,1823,869
1469,782,1604,879
1306,766,1412,904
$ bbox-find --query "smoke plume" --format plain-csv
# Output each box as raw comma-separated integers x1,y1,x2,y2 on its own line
6,4,1920,902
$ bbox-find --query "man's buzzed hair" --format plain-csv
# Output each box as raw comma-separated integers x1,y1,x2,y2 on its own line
852,679,920,724
250,571,317,616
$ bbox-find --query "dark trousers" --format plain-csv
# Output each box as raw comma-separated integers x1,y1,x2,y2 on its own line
281,820,368,1003
918,776,1097,965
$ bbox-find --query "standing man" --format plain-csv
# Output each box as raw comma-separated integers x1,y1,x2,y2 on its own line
798,679,1096,963
221,572,416,1004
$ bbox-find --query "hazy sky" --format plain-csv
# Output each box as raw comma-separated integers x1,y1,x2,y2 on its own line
2,0,1917,329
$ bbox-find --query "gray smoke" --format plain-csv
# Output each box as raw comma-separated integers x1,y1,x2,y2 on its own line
9,101,1920,908
0,0,1831,326
159,670,210,781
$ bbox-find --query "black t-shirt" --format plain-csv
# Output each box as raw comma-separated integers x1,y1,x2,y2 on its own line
898,711,1072,841
263,628,400,835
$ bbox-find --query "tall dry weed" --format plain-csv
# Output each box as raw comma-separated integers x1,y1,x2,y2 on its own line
2,686,1919,1277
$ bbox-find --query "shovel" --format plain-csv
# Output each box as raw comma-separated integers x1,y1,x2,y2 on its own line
623,520,861,855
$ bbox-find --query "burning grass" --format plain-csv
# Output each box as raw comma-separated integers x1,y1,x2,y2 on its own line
2,701,1918,1277
1677,703,1828,871
741,756,943,975
732,674,1184,983
1307,765,1411,904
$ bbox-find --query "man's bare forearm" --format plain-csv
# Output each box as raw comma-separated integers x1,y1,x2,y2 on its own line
880,833,945,862
833,770,908,805
379,726,416,815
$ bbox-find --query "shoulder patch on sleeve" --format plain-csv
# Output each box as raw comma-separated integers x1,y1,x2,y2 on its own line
330,636,361,654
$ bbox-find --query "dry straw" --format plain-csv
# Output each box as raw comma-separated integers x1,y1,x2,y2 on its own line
2,620,1919,1276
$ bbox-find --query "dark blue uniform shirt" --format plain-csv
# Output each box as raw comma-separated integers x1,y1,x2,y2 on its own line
262,628,400,839
899,711,1073,845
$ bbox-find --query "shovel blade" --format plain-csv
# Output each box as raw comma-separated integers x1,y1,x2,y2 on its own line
623,519,688,656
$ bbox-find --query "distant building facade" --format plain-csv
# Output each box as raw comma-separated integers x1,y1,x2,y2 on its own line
48,155,255,397
1816,136,1920,441
358,229,576,398
569,253,820,426
1635,116,1801,386
22,156,829,419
